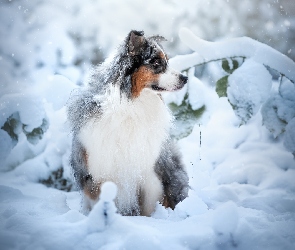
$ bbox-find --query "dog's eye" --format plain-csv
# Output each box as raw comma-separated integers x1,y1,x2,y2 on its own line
152,59,161,67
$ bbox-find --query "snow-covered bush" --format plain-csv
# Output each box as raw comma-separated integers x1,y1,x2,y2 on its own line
227,59,272,123
0,92,48,168
0,75,75,190
168,28,295,155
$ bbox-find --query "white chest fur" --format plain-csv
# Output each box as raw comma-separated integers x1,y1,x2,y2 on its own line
78,86,172,212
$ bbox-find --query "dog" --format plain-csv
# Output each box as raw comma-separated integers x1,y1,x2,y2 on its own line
67,30,189,216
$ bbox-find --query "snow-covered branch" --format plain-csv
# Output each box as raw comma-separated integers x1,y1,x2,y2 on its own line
168,28,295,155
170,27,295,83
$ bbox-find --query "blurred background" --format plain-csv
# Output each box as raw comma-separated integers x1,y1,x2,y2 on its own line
1,0,294,90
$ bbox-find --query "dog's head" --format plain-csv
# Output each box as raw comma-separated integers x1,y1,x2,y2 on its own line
125,30,188,98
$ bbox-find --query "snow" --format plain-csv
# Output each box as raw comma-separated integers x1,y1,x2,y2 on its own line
227,59,272,123
171,27,295,83
87,182,118,233
284,118,295,156
100,182,118,202
187,68,206,110
0,93,45,133
261,78,295,141
1,1,295,249
34,74,76,111
213,201,239,246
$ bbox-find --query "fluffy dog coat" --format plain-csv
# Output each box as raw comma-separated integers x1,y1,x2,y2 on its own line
67,30,189,216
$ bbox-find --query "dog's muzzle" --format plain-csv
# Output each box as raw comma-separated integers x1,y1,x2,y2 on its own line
179,74,188,85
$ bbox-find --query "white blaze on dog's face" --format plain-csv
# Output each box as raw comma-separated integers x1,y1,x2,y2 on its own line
131,42,188,98
156,67,187,92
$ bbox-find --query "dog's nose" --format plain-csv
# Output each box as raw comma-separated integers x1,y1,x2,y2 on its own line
179,74,188,85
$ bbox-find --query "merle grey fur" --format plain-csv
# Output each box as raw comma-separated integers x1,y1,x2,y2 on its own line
67,30,189,215
155,141,189,209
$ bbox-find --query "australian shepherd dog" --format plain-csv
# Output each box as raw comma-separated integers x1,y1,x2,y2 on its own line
67,30,189,216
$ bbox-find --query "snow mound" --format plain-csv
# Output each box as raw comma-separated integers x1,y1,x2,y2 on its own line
87,182,118,232
213,201,239,247
227,59,272,123
100,181,118,202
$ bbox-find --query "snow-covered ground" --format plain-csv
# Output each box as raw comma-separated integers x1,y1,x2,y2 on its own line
1,1,295,249
1,82,295,249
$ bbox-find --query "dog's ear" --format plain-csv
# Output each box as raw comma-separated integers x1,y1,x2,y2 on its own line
148,35,167,43
128,30,146,56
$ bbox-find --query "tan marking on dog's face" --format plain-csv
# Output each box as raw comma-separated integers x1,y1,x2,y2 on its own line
131,65,160,98
159,50,168,61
